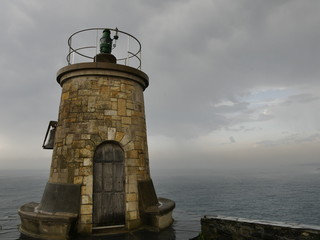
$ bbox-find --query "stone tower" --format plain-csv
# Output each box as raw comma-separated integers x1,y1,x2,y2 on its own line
19,28,175,239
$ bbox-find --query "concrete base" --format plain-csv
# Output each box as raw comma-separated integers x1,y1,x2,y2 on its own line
18,182,82,239
18,198,175,239
142,198,175,232
19,179,174,238
138,180,175,231
18,202,78,240
144,209,174,232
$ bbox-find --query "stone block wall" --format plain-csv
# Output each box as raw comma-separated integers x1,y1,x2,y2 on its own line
201,216,320,240
49,63,150,232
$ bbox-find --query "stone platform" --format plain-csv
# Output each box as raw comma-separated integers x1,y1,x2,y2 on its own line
18,202,78,240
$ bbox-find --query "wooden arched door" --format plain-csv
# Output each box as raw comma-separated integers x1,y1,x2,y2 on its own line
93,141,125,227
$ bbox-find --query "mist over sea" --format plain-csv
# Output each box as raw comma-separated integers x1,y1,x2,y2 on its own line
1,163,320,240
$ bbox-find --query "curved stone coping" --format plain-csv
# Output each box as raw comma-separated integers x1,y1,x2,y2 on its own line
19,202,78,240
19,202,78,221
144,198,176,216
137,179,175,231
57,62,149,90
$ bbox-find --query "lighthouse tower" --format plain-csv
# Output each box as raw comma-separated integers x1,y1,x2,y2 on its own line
19,28,175,239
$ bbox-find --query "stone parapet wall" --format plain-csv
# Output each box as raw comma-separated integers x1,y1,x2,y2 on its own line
201,216,320,240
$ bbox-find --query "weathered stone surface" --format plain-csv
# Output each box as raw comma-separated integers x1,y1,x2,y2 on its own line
126,201,138,211
19,202,78,240
81,195,92,204
74,176,83,184
51,65,151,232
127,150,139,159
20,62,174,238
201,216,320,240
104,110,117,116
118,99,127,116
80,205,92,215
80,214,92,224
128,210,138,220
83,158,92,166
39,182,81,214
126,193,137,201
128,183,138,193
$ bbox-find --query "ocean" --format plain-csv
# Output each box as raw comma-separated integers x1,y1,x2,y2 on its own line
1,165,320,240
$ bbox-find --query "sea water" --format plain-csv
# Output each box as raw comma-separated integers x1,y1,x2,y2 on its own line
1,165,320,240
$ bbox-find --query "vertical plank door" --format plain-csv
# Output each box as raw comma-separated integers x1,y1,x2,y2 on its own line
93,142,125,227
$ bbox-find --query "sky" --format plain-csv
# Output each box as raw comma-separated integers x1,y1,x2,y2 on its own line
0,0,319,172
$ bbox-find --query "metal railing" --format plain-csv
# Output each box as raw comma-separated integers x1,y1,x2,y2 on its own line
66,28,142,69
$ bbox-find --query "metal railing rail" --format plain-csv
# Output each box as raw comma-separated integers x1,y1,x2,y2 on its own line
66,27,142,69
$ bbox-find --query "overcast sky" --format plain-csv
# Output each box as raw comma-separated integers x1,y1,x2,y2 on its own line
0,0,319,172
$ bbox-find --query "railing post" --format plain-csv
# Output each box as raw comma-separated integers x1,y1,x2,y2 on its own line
95,29,99,56
127,35,130,66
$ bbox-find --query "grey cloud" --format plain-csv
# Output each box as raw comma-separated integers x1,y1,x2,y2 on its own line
256,133,320,147
214,102,250,114
225,126,260,132
255,112,274,121
0,0,319,169
143,0,320,138
284,93,320,105
229,136,236,143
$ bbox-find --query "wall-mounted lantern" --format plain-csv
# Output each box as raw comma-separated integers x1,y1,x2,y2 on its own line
42,121,57,149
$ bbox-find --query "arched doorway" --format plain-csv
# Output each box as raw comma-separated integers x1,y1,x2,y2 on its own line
93,141,125,227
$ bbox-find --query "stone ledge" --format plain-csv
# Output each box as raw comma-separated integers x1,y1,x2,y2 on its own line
57,62,149,90
201,215,320,240
144,198,176,216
